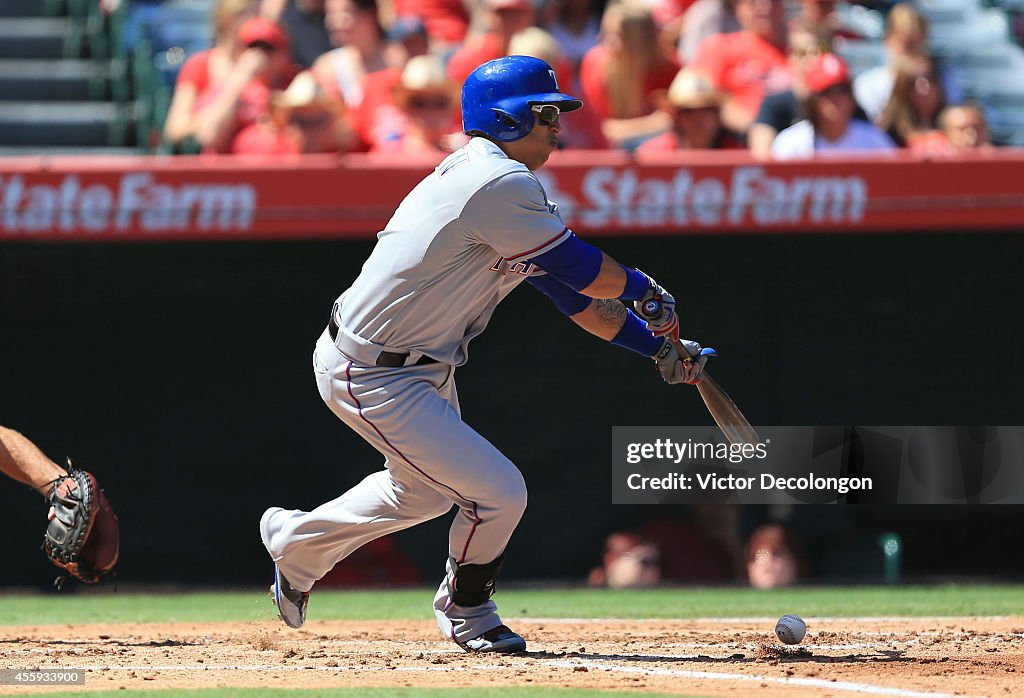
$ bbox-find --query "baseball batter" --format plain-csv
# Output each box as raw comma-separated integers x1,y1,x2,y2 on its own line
259,56,708,653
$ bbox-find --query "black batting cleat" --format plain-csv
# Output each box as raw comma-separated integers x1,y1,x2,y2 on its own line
459,624,526,653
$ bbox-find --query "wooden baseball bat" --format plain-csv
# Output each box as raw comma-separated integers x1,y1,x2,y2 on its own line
673,339,759,447
637,296,758,445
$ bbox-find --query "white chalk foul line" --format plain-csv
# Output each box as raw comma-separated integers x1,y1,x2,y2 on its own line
52,660,973,698
513,616,1020,624
545,659,967,698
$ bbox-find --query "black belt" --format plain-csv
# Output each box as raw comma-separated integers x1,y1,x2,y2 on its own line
329,316,437,367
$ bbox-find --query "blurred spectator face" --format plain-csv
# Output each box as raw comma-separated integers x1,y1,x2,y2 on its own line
603,534,661,589
942,106,991,150
238,17,293,83
813,81,854,125
326,0,381,47
405,91,454,135
676,107,720,147
747,540,797,588
274,71,348,152
393,55,458,148
665,68,723,148
885,4,928,58
805,53,853,128
746,525,798,589
788,27,825,77
290,106,342,151
733,0,784,40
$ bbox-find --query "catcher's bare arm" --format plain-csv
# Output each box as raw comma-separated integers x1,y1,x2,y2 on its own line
0,425,66,496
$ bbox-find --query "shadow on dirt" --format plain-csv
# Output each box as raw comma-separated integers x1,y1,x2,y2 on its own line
522,646,913,666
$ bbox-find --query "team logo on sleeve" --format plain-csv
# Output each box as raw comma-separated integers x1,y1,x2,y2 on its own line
490,256,534,276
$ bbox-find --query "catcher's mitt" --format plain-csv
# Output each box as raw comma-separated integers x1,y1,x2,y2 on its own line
43,460,119,585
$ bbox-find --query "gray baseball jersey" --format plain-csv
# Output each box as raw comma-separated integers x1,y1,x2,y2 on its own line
260,136,573,646
337,136,570,365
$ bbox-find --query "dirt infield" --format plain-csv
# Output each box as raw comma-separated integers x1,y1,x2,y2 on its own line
1,617,1021,697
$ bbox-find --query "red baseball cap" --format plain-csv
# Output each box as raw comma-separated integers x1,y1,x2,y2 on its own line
804,53,851,93
237,17,289,50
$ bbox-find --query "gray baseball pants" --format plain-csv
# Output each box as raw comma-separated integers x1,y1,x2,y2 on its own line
260,329,526,642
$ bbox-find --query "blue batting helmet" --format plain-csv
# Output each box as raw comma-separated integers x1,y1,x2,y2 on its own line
461,55,583,142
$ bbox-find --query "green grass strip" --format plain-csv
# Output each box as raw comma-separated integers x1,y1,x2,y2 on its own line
1,585,1021,626
33,689,698,698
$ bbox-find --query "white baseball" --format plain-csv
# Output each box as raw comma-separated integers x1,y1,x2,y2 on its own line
774,614,806,644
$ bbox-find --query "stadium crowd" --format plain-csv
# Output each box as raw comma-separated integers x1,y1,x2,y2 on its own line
116,0,999,157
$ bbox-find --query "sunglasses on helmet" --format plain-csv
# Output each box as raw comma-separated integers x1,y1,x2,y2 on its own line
530,103,561,126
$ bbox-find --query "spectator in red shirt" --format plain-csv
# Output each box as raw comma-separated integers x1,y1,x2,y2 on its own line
232,69,352,154
163,0,260,148
190,17,299,153
636,67,742,156
579,0,680,149
690,0,792,135
877,55,947,153
312,0,400,110
446,0,536,86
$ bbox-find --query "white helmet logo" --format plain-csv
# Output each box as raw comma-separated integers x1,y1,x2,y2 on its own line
549,69,558,90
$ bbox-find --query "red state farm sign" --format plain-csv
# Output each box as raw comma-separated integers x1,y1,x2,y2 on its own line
0,151,1022,241
0,173,256,234
539,166,868,229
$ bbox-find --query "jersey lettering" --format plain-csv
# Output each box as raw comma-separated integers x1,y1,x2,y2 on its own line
490,256,534,276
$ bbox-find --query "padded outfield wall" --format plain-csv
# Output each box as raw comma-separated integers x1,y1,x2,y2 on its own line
2,153,1023,587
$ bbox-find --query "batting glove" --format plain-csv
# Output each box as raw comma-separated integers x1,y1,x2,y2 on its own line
652,338,707,385
633,271,679,341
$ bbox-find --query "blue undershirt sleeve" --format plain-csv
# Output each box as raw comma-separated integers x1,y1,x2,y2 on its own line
526,275,662,356
525,274,593,316
611,310,664,356
528,232,603,292
619,266,652,300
